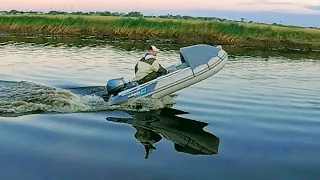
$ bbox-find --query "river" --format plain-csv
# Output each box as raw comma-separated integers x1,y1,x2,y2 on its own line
0,35,320,180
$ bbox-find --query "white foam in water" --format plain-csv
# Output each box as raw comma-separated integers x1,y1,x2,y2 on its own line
0,81,176,117
115,94,176,111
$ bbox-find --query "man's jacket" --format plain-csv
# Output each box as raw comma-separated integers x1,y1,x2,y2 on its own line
134,54,167,82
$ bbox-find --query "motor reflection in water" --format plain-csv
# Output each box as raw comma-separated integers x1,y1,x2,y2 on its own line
106,107,220,159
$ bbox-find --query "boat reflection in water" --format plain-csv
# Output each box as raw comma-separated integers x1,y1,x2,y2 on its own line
106,107,220,159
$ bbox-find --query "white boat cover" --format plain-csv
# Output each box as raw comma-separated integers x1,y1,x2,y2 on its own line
180,44,222,69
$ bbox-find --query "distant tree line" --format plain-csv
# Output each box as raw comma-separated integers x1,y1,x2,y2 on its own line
0,10,318,29
0,10,228,21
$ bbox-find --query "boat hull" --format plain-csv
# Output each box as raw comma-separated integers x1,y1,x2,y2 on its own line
107,47,228,106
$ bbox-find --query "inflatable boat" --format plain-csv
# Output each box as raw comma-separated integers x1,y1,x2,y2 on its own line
105,44,228,106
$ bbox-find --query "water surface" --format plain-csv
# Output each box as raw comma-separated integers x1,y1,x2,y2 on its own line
0,36,320,180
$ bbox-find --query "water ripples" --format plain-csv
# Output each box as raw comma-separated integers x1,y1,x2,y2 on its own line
1,39,320,180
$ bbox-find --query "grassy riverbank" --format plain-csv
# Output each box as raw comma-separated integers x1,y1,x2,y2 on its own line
0,15,320,52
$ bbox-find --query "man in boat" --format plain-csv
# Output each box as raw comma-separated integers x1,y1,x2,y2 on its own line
133,45,168,85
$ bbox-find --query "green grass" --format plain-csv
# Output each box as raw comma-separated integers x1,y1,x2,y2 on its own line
0,15,320,51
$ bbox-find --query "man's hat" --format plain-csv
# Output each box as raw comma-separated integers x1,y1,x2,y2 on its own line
149,45,159,52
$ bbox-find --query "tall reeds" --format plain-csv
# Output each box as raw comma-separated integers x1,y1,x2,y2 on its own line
0,15,319,51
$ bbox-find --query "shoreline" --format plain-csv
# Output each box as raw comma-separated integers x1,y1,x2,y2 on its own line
0,15,320,52
1,34,320,60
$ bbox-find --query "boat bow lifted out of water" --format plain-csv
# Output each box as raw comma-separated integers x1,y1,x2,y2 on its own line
105,44,228,106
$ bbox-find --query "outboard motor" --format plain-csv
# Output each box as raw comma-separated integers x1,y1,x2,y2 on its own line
106,77,127,96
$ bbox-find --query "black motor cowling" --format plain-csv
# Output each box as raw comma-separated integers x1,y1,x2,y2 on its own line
106,77,127,96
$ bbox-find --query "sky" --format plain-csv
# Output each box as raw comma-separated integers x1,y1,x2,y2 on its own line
2,0,320,27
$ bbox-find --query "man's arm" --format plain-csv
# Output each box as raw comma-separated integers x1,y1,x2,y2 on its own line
152,61,168,75
157,64,168,75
